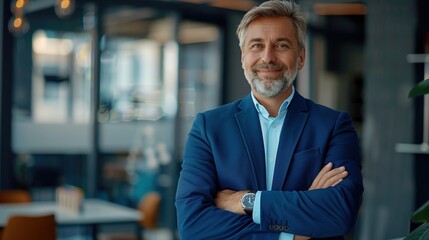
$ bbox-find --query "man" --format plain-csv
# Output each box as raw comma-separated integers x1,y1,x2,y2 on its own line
175,0,363,239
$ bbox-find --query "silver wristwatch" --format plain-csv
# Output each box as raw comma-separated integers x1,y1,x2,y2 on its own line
240,191,256,217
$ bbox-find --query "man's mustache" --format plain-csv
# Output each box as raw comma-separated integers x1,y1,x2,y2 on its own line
252,63,284,71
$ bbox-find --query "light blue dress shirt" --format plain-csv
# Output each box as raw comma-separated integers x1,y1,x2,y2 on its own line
251,87,295,240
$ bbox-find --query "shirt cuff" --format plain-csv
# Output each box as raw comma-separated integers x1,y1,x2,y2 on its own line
252,191,262,224
279,232,294,240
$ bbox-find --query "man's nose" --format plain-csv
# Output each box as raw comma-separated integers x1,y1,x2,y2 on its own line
261,46,276,64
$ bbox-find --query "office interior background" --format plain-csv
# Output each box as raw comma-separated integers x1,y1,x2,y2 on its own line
1,0,428,239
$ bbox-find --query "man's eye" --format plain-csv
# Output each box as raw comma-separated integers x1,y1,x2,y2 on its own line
251,43,263,49
276,44,290,49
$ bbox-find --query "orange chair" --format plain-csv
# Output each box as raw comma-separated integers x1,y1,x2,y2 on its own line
1,214,56,240
0,190,31,203
0,190,32,240
98,192,162,240
138,192,161,230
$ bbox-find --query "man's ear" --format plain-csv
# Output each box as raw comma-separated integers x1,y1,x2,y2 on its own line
298,48,305,70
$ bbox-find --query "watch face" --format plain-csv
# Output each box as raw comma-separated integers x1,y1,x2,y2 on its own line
242,193,255,208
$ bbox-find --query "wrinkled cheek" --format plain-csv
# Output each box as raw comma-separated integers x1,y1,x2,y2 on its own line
243,68,255,82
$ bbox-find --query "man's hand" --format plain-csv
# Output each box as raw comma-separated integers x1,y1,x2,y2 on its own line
309,162,348,190
295,163,348,240
214,189,248,214
294,236,311,240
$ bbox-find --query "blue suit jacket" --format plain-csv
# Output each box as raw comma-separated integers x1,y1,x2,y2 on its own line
176,92,363,240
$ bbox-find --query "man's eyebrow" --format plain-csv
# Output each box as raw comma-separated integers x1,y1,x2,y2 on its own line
276,37,293,45
247,37,293,45
247,38,263,45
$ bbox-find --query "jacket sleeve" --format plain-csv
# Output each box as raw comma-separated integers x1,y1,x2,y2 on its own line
175,113,280,240
259,112,364,238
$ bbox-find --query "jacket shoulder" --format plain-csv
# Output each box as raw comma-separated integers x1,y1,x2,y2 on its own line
200,98,245,118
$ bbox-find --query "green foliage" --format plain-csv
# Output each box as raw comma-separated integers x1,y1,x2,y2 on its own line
405,200,429,240
404,223,429,240
412,200,429,223
405,80,429,239
409,79,429,98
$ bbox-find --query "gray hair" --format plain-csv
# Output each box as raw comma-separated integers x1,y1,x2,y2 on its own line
236,0,307,50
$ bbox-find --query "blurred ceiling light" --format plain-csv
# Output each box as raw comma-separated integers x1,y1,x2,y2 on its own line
11,0,28,15
8,16,29,36
16,0,25,8
313,3,366,15
8,0,76,36
55,0,75,18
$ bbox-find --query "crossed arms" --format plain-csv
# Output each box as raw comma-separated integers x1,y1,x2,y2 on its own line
176,111,363,240
215,162,348,240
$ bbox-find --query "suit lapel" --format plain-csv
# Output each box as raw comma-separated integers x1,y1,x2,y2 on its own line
272,93,309,190
235,95,267,190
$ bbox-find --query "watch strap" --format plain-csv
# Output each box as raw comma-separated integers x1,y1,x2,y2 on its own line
244,207,253,217
243,190,256,217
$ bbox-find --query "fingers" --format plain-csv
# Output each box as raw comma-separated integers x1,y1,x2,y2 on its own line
309,163,348,190
309,162,333,190
294,236,310,240
320,168,348,188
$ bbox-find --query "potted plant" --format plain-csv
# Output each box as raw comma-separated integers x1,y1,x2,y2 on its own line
404,78,429,240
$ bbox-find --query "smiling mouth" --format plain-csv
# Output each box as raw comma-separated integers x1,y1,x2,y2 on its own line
253,63,283,72
258,69,281,73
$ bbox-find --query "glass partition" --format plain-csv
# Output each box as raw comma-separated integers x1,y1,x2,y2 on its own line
31,30,92,123
11,2,223,238
97,6,222,234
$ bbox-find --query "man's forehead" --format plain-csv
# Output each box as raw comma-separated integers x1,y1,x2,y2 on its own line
248,17,294,32
245,17,297,42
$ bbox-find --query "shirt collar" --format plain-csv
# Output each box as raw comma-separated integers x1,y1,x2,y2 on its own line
251,86,295,119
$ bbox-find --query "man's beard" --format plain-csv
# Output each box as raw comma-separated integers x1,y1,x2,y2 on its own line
244,61,299,98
